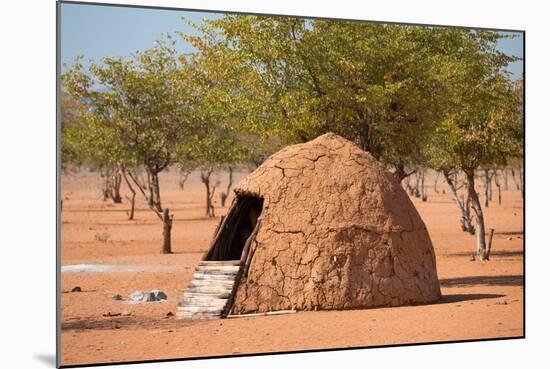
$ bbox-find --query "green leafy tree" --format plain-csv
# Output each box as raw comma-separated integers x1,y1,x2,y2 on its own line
187,15,458,179
425,31,522,260
62,40,194,253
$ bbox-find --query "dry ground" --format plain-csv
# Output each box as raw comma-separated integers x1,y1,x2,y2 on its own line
60,169,524,366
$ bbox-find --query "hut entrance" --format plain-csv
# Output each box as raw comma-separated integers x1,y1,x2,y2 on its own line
204,195,264,261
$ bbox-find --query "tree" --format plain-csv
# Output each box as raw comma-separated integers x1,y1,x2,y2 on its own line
425,31,523,260
188,16,457,179
62,40,194,253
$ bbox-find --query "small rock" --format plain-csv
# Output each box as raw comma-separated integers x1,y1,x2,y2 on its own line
121,311,132,316
508,237,513,240
128,291,145,302
128,290,167,302
141,292,157,302
113,294,123,301
71,286,82,292
469,255,476,262
165,312,174,318
151,290,168,301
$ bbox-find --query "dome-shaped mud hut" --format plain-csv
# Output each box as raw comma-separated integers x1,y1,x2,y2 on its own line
178,133,441,319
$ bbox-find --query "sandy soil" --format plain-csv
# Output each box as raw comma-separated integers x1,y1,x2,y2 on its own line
60,169,524,366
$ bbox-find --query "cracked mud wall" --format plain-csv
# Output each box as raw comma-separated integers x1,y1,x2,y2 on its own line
231,133,441,314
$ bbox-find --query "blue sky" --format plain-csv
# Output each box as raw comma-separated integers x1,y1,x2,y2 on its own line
60,3,524,77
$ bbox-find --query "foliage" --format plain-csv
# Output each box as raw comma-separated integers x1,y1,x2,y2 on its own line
424,32,523,173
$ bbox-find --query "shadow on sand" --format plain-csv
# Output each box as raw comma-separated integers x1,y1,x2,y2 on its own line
440,275,523,288
448,250,524,258
436,293,505,304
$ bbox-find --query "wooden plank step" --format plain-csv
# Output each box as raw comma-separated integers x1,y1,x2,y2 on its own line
187,279,235,288
193,270,237,277
183,290,231,298
194,268,239,274
178,260,242,320
185,289,232,296
199,260,241,265
196,265,240,271
191,275,235,285
181,295,227,303
197,263,240,268
193,273,237,281
189,277,235,284
187,282,234,291
181,297,227,307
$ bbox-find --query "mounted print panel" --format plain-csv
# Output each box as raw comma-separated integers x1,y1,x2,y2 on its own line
58,1,524,367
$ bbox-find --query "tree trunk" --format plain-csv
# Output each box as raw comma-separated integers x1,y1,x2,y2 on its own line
433,172,440,193
443,171,475,235
201,168,216,217
111,170,122,203
120,166,136,220
161,208,173,254
100,167,112,201
466,170,489,261
493,170,502,205
220,167,234,207
486,228,495,260
413,173,421,198
146,169,162,213
420,172,427,201
483,169,491,208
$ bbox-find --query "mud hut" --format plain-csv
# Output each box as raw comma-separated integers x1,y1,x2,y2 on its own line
178,133,441,319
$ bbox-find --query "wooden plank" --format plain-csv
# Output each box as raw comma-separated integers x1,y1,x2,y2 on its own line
189,277,235,283
196,264,240,269
199,260,241,266
186,283,233,289
190,276,236,282
186,284,234,292
184,287,232,294
194,269,239,275
188,279,235,285
181,298,227,308
180,297,228,305
187,280,235,287
193,273,237,280
196,265,240,272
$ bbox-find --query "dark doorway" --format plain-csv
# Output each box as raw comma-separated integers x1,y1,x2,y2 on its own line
204,195,264,261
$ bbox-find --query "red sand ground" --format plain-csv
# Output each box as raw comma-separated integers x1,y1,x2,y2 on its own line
60,169,524,366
